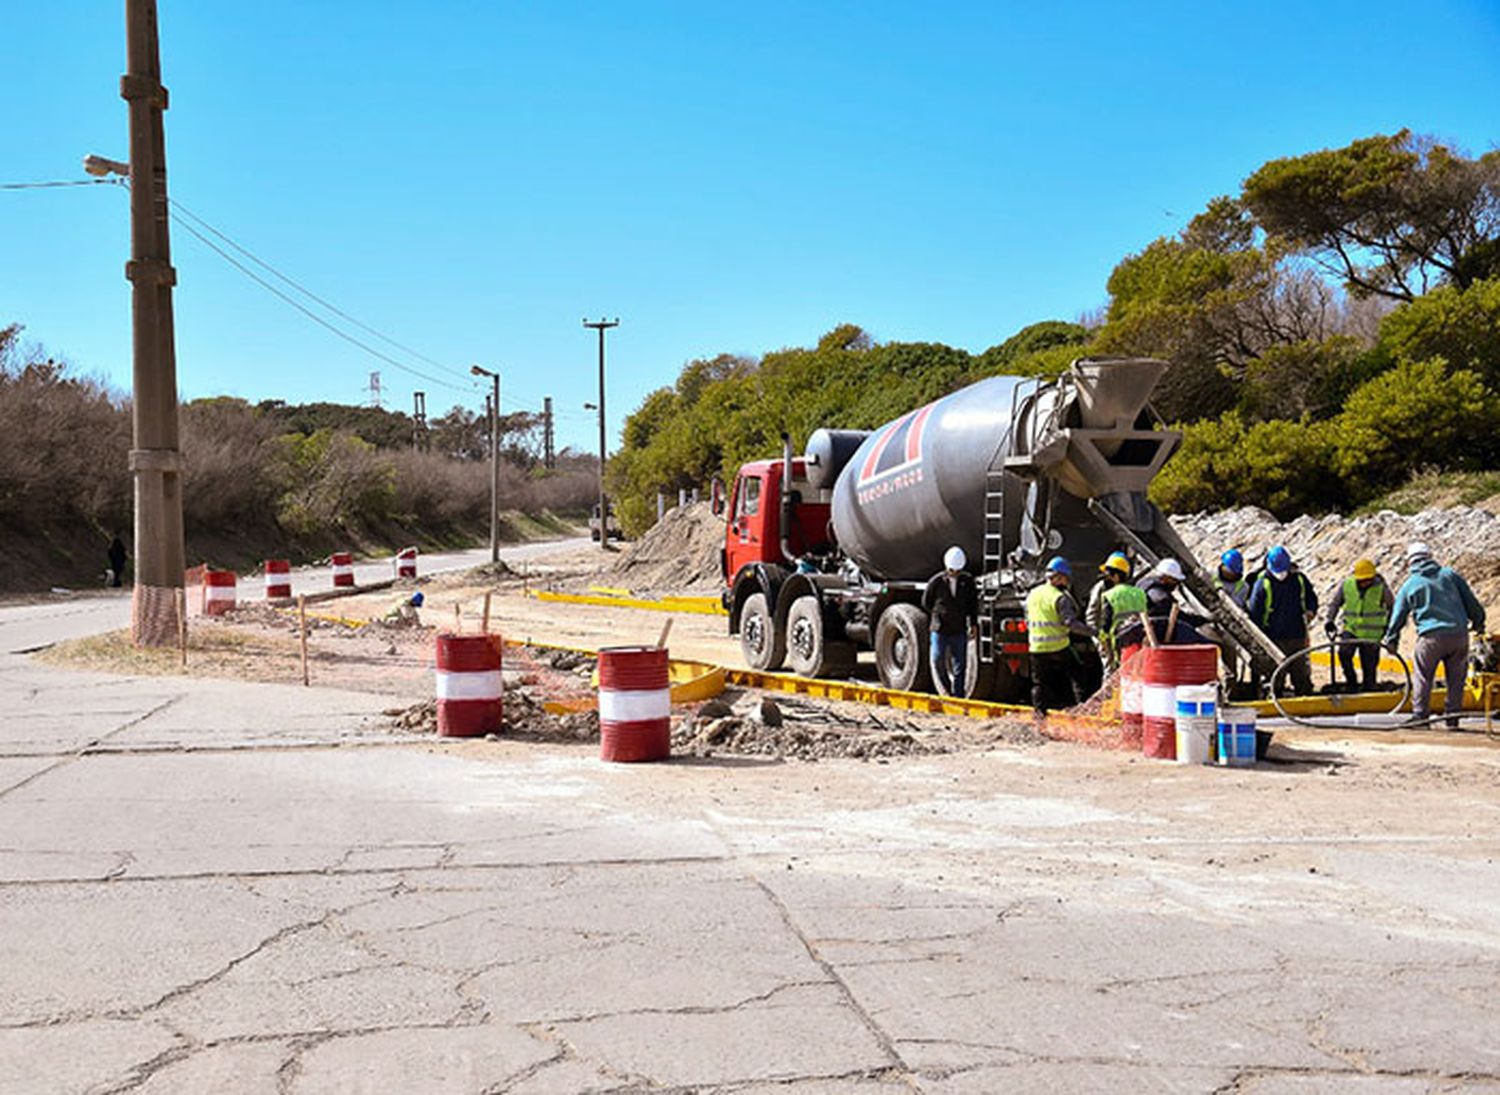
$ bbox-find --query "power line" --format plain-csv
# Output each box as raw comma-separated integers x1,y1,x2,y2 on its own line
166,197,474,384
0,178,120,190
168,210,473,394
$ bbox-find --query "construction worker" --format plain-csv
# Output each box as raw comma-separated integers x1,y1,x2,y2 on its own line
923,545,978,695
1091,552,1146,673
1323,559,1394,691
1216,550,1249,608
1247,545,1318,696
1026,557,1096,716
1382,542,1485,729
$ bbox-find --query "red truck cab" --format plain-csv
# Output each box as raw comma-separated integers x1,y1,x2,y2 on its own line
721,458,832,581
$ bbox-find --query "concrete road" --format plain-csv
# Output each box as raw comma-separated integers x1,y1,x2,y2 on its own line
3,651,1499,1093
0,539,589,655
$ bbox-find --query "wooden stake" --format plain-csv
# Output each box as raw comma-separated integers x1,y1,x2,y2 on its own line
1138,612,1158,649
454,603,462,633
1165,601,1181,646
656,617,673,649
481,591,492,634
175,587,187,668
298,595,309,687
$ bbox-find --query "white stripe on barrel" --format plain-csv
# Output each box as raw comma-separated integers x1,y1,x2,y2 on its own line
264,559,291,600
598,645,671,762
434,633,502,737
202,570,237,616
395,547,418,579
332,551,354,588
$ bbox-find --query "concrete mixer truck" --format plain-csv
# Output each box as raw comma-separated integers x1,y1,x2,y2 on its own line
714,357,1285,703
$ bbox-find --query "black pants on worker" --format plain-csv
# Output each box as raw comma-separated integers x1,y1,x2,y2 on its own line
1336,638,1380,690
1031,649,1085,715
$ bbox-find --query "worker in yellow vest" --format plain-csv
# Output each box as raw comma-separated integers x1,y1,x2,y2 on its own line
1323,558,1393,691
1026,556,1096,716
1091,552,1146,673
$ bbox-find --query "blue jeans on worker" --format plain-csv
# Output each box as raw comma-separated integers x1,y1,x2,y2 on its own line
930,632,967,694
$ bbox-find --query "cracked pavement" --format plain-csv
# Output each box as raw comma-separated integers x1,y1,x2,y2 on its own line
2,651,1499,1093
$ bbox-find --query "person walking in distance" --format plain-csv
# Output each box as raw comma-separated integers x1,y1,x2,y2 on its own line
1247,545,1319,695
1323,558,1393,691
1026,556,1096,716
1382,542,1486,729
922,545,978,695
107,533,127,588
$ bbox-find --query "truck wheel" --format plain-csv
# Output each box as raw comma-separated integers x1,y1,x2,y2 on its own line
786,596,856,680
874,604,932,692
739,592,785,671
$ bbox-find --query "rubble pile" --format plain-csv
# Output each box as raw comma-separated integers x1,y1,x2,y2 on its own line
1171,506,1500,610
607,502,724,594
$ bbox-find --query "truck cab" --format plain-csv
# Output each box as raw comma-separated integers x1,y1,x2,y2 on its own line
721,458,831,581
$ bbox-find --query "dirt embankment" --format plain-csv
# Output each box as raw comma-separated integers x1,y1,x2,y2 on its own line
602,502,724,594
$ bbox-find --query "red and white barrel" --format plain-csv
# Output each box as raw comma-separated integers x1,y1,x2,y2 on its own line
1141,644,1219,760
598,645,671,762
1118,644,1144,749
395,547,418,580
434,633,503,737
264,559,291,600
203,569,237,616
331,551,355,588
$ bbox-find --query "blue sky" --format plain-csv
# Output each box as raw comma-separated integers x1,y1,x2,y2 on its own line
4,1,1498,454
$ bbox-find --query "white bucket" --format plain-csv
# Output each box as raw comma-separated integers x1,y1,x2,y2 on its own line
1216,707,1258,767
1174,684,1217,765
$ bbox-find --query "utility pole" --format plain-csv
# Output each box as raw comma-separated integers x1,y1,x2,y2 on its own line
582,319,619,550
542,396,555,470
471,364,501,562
412,391,427,451
123,0,184,647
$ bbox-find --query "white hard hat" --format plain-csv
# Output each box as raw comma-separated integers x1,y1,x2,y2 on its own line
1154,557,1186,582
943,546,966,571
1406,541,1432,561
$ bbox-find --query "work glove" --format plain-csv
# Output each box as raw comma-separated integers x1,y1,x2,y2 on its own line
1323,623,1337,641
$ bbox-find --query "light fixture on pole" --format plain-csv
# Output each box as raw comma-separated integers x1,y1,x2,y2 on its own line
470,364,501,563
582,318,619,551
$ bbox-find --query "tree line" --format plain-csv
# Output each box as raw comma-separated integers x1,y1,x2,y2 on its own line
0,330,596,589
609,130,1500,533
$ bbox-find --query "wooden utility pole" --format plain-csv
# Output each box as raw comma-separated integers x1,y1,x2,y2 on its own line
472,365,501,562
124,0,186,646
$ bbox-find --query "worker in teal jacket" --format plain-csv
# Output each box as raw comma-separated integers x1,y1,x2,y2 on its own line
1382,542,1486,728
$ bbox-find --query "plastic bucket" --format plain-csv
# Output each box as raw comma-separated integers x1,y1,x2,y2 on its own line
331,551,355,588
203,569,237,616
434,632,502,737
1118,644,1143,749
1216,707,1258,767
1175,683,1217,765
264,559,291,600
1141,645,1219,760
598,645,671,762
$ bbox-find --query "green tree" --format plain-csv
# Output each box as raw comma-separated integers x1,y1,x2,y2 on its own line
1331,357,1499,490
1151,412,1343,518
1243,130,1500,301
1374,276,1500,389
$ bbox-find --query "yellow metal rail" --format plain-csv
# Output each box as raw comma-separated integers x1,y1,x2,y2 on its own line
527,589,728,616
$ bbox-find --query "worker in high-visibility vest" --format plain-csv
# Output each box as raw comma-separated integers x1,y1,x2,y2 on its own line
1091,552,1146,673
1247,545,1319,696
1323,558,1393,691
1026,556,1096,716
1216,549,1249,608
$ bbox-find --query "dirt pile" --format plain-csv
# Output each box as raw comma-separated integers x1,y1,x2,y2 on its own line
1171,506,1500,614
607,502,723,593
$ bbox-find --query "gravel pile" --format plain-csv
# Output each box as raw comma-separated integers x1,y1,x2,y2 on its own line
608,502,724,594
1171,506,1500,612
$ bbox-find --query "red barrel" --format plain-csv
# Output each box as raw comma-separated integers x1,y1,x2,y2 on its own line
1141,645,1219,760
434,633,502,737
395,547,418,580
1118,644,1144,749
598,646,671,762
331,551,354,588
202,569,237,616
264,559,291,600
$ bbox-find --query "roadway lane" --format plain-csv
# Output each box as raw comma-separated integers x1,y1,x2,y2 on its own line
0,537,589,654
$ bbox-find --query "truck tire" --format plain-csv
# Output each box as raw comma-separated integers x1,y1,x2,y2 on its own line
739,592,786,671
786,595,856,680
874,603,932,693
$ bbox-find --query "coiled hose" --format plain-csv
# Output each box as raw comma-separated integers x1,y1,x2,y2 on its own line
1266,640,1469,731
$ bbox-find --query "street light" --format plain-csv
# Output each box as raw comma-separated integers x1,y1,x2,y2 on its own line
82,154,131,178
582,318,619,551
470,364,501,563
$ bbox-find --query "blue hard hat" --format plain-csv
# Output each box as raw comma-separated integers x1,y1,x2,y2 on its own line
1045,556,1071,577
410,591,425,607
1266,545,1291,576
1220,549,1244,577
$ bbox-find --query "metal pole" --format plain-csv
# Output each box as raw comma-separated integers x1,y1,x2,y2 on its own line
124,0,185,647
582,319,619,550
489,372,500,563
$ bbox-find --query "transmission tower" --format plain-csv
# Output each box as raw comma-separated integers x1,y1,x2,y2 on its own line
365,371,383,409
412,391,427,451
543,396,555,469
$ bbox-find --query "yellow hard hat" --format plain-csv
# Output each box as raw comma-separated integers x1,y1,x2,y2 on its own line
1352,559,1377,581
1100,552,1131,576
